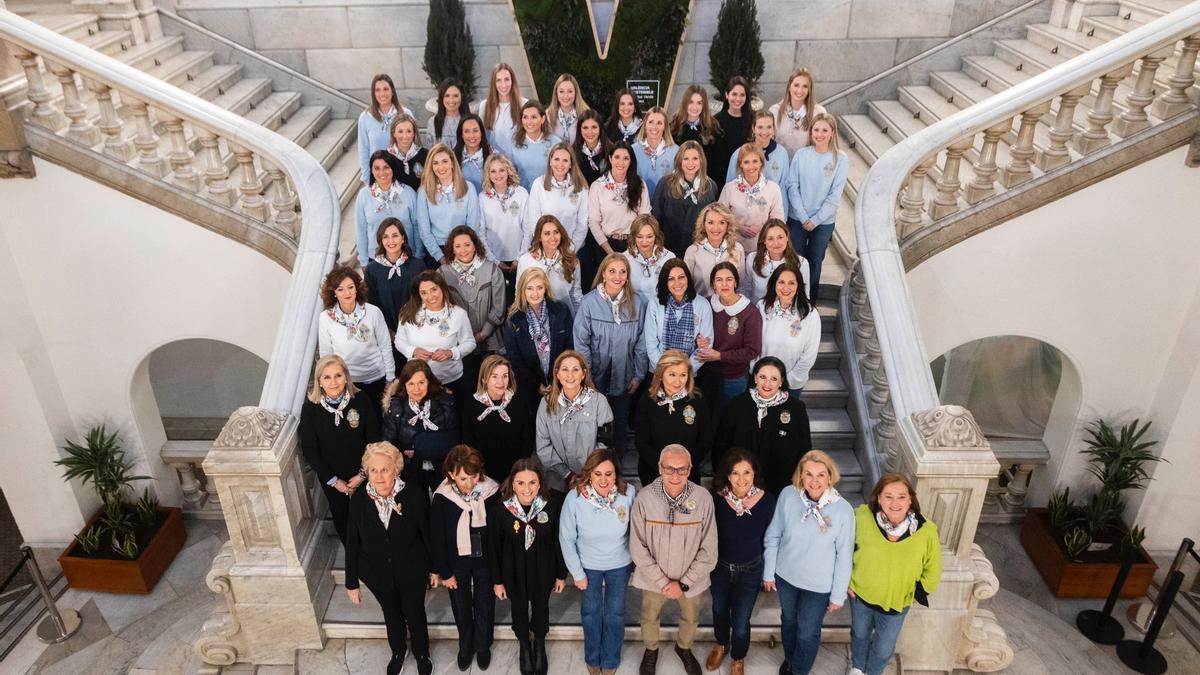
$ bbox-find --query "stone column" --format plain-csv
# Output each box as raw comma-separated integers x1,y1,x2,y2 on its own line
194,407,336,669
0,9,35,180
893,405,1013,673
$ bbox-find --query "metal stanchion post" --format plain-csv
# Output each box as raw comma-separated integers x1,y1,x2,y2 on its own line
1076,544,1134,644
21,546,81,644
1117,569,1185,675
1127,537,1192,635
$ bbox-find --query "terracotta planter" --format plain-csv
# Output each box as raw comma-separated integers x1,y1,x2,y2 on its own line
1019,507,1157,598
58,506,187,594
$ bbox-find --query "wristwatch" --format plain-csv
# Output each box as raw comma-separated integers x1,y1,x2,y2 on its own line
679,582,690,593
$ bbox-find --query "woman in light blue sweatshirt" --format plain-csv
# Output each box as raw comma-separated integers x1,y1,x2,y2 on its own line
416,143,481,266
559,449,635,674
509,100,562,192
785,113,848,304
632,107,679,199
763,450,855,675
355,150,420,267
356,73,413,185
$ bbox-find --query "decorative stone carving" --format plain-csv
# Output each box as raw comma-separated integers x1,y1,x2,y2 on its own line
912,405,989,449
969,543,1000,600
0,148,34,178
215,407,289,449
960,609,1015,672
194,543,243,671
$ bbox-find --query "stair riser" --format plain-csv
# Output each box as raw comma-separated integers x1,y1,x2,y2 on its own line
121,36,184,71
183,67,245,103
321,622,853,643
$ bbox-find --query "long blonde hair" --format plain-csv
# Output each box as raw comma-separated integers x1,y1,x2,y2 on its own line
808,112,842,155
482,153,520,192
546,73,590,131
692,202,739,250
420,143,468,202
307,354,359,403
636,107,674,146
667,140,714,199
508,266,557,318
540,143,586,193
590,252,639,321
526,215,578,283
483,63,523,131
648,350,697,399
545,350,596,414
776,68,816,130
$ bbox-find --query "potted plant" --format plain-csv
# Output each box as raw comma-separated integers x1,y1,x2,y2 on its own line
422,0,477,113
708,0,765,111
1020,419,1162,598
55,425,187,594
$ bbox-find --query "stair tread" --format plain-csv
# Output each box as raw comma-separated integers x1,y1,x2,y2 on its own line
143,49,214,83
180,64,243,97
210,77,272,113
1082,14,1146,34
804,368,847,394
869,99,930,143
78,29,131,53
244,91,303,128
329,150,366,209
116,35,184,67
1025,23,1109,57
24,12,98,33
275,104,331,147
898,85,964,124
994,38,1072,72
304,117,357,169
840,114,895,165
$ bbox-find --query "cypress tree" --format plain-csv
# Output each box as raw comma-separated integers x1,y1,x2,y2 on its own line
708,0,764,100
423,0,477,98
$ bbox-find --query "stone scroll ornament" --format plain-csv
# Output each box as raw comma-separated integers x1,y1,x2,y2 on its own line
512,0,689,106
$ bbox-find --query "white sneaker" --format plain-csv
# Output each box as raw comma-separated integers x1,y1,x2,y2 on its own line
847,668,867,675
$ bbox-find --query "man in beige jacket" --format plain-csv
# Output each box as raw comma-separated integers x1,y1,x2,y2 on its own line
630,444,718,675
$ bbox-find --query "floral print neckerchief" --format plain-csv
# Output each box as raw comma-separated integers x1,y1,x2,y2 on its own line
329,303,369,342
504,494,548,550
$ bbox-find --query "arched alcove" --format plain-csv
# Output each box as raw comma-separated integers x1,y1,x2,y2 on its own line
147,339,268,440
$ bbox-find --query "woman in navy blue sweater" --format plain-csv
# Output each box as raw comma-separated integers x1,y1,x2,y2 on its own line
502,267,574,401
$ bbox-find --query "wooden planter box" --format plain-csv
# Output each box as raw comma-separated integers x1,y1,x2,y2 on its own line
1019,507,1157,599
58,506,187,594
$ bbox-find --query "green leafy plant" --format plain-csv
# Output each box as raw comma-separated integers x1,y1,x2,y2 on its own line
1046,486,1074,532
1082,487,1124,537
54,425,150,510
74,526,102,556
1063,526,1092,560
423,0,477,96
102,500,134,549
1121,525,1147,555
113,531,139,560
708,0,765,100
135,488,160,528
1082,419,1163,494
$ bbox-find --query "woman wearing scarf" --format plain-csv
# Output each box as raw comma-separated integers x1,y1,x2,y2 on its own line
394,271,476,407
522,144,590,257
381,359,459,490
299,355,379,544
430,445,501,671
763,450,854,675
534,351,613,498
488,460,567,675
386,114,428,192
516,216,584,314
416,143,480,267
633,350,711,487
462,355,535,481
357,73,414,186
757,263,822,398
651,141,717,259
621,215,676,304
503,268,574,401
713,357,811,493
510,101,562,193
848,474,941,675
559,450,636,675
721,143,786,255
455,113,492,194
707,448,776,675
365,218,427,371
726,112,792,218
604,88,643,146
438,227,505,377
741,220,808,305
476,155,528,298
695,262,762,413
573,253,648,459
574,109,611,187
345,442,434,675
684,202,745,299
587,142,651,271
356,150,420,268
643,259,714,372
546,74,589,144
317,266,395,418
632,107,679,199
670,86,722,188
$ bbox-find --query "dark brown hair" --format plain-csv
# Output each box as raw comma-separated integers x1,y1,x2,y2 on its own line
500,458,550,500
443,444,486,478
712,446,763,493
320,266,367,309
381,359,445,411
572,449,628,496
868,472,922,516
367,73,400,122
374,217,413,258
752,219,800,277
445,224,488,263
397,270,457,325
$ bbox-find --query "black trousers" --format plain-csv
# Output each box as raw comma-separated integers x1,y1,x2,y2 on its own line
355,377,387,421
371,582,430,658
447,565,495,656
509,587,552,639
322,483,351,544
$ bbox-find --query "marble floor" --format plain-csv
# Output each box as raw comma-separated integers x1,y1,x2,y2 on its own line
5,520,1197,674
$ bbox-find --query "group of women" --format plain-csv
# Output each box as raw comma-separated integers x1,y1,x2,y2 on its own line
299,62,930,675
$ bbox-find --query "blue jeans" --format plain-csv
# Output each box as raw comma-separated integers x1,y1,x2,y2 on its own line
789,220,835,304
721,376,748,401
850,595,909,675
581,565,631,670
710,558,763,660
776,576,830,674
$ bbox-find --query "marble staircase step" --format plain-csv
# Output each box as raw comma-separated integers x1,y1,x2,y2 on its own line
803,368,849,409
1081,13,1145,42
118,35,185,72
815,333,840,370
275,104,332,149
23,12,99,41
1025,23,1110,60
303,117,358,173
143,49,215,89
179,63,244,102
209,77,272,117
78,28,133,57
839,114,895,166
1119,0,1188,22
242,90,303,132
329,147,366,211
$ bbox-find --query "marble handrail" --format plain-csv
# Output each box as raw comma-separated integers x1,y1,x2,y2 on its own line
0,9,340,413
854,3,1200,424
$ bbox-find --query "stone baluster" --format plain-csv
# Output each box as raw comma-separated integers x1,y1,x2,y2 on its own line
861,332,883,380
229,144,269,222
868,366,890,418
86,82,136,162
1076,67,1132,154
896,156,936,237
1000,463,1036,512
1151,36,1200,120
1038,84,1091,171
1000,101,1051,188
875,403,899,471
200,466,221,509
195,128,236,207
928,138,974,220
47,63,101,147
134,0,164,41
849,264,868,322
168,460,207,511
965,119,1012,204
1113,51,1169,137
263,160,298,235
12,48,67,132
127,100,167,177
162,116,202,192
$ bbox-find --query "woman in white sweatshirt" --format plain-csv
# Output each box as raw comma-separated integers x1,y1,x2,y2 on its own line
755,263,820,397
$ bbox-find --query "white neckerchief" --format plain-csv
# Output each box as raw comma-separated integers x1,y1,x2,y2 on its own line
630,247,664,278
767,299,797,320
680,175,703,203
557,109,577,136
598,287,625,324
876,509,920,538
389,143,420,173
437,181,456,202
330,303,369,342
785,104,807,129
540,249,563,274
485,184,519,214
419,304,450,327
701,237,728,258
320,393,350,426
655,388,687,414
503,495,549,550
641,139,667,164
735,173,767,200
406,399,439,430
618,117,641,139
452,257,483,285
749,388,788,427
720,486,760,517
379,106,396,132
369,181,404,213
473,390,514,423
462,149,483,170
557,388,593,425
550,175,573,195
800,487,842,534
582,484,619,514
366,477,405,527
373,253,409,280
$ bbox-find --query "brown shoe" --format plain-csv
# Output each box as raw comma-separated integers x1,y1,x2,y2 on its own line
674,645,702,675
730,659,745,675
705,644,726,671
587,668,600,675
639,648,659,675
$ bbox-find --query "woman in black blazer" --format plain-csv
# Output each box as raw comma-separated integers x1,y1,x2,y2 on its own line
345,442,435,675
488,459,567,675
381,359,460,489
501,267,574,401
462,354,536,481
299,354,379,545
713,356,812,493
634,349,712,486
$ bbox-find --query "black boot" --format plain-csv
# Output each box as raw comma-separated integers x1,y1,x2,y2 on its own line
533,635,549,675
386,650,405,675
519,636,535,675
415,655,433,675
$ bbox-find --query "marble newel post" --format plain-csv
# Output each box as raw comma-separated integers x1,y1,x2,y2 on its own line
894,405,1013,674
193,407,337,671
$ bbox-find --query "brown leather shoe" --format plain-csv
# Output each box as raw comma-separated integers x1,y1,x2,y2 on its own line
639,648,659,675
705,644,726,671
674,645,702,675
730,659,745,675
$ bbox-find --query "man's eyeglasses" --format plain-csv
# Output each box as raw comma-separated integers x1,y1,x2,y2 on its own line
659,465,691,476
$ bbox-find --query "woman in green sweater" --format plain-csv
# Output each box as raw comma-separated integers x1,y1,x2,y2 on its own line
848,474,941,675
